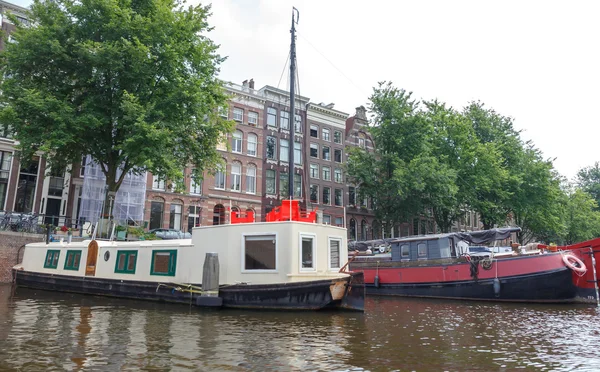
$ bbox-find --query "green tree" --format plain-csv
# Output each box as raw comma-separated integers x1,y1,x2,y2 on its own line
562,188,600,244
576,162,600,210
0,0,233,214
510,146,563,244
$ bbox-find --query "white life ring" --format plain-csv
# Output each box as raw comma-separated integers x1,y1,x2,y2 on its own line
562,254,586,274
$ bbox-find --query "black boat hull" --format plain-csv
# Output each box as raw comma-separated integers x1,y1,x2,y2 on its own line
365,268,578,303
13,270,365,311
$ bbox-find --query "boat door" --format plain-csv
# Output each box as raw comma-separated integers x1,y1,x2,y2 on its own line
85,240,99,276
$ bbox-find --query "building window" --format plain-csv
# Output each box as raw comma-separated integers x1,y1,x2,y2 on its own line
280,111,289,130
188,205,201,231
248,111,258,126
247,133,257,156
219,106,228,119
44,250,60,269
244,235,276,271
246,165,256,194
322,166,331,181
233,108,243,122
323,187,331,205
360,220,367,240
322,146,330,161
150,250,177,276
294,141,302,165
266,170,276,194
334,130,342,144
334,188,343,206
279,172,288,196
214,165,226,189
190,173,202,195
153,175,166,190
323,215,331,225
149,200,164,229
232,130,243,153
349,219,357,240
310,184,318,203
280,139,289,162
334,149,342,163
115,250,137,274
310,163,319,178
216,134,227,151
322,128,330,141
310,143,318,158
335,217,343,227
79,155,86,177
0,152,12,209
169,203,182,229
294,174,302,198
64,250,82,271
266,136,276,160
310,124,318,138
231,163,241,191
358,134,365,149
213,204,226,225
294,114,302,133
300,234,315,271
334,168,343,183
267,107,277,127
15,158,39,213
329,238,341,269
349,186,356,205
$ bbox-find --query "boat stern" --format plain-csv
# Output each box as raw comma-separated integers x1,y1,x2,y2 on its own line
337,272,365,312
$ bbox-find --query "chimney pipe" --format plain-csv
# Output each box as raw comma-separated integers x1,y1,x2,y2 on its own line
249,79,254,89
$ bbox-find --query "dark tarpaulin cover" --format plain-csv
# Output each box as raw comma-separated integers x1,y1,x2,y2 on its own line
348,227,521,251
453,227,521,244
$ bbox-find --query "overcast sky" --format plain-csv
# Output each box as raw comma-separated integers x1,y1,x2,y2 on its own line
11,0,600,180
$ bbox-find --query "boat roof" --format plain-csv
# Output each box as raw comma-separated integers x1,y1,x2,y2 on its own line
348,227,521,251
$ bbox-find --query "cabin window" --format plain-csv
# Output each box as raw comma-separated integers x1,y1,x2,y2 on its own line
44,250,60,269
150,250,177,276
115,250,138,274
64,250,82,271
440,239,451,258
244,235,276,271
417,243,428,258
400,244,410,260
329,237,342,269
300,234,316,271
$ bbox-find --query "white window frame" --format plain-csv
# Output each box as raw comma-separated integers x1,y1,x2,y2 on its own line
322,127,330,141
280,139,289,162
334,168,343,183
152,175,166,191
247,133,257,157
310,143,319,158
310,124,319,138
231,163,241,192
328,236,343,270
219,106,228,119
214,165,225,190
267,107,277,127
334,130,342,144
322,166,331,181
280,111,290,130
246,165,256,194
233,108,243,122
310,163,319,179
248,111,258,126
294,141,302,165
190,174,202,195
232,130,243,154
299,232,317,272
241,232,278,273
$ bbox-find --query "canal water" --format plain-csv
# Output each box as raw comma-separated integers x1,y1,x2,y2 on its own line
0,285,599,371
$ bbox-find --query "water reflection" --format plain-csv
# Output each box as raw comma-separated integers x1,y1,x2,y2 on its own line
0,286,599,371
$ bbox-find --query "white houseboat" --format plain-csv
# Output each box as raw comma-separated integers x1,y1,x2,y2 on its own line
13,202,364,311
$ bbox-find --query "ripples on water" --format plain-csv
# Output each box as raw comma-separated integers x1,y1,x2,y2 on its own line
0,285,599,371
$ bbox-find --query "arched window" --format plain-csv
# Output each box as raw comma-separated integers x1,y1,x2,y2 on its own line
232,130,243,153
213,204,225,225
246,164,256,194
246,207,255,222
349,218,357,241
231,162,241,191
361,220,367,241
247,133,257,156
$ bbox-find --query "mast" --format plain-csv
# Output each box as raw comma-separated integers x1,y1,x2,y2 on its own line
288,7,299,199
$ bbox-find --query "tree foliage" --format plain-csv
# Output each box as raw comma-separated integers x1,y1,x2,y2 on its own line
0,0,233,205
576,162,600,210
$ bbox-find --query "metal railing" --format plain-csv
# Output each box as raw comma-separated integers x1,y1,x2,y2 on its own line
0,211,87,236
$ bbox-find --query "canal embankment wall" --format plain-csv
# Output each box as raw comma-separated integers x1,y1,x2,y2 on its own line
0,232,44,283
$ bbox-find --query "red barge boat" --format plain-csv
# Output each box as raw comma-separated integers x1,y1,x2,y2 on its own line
348,228,598,304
